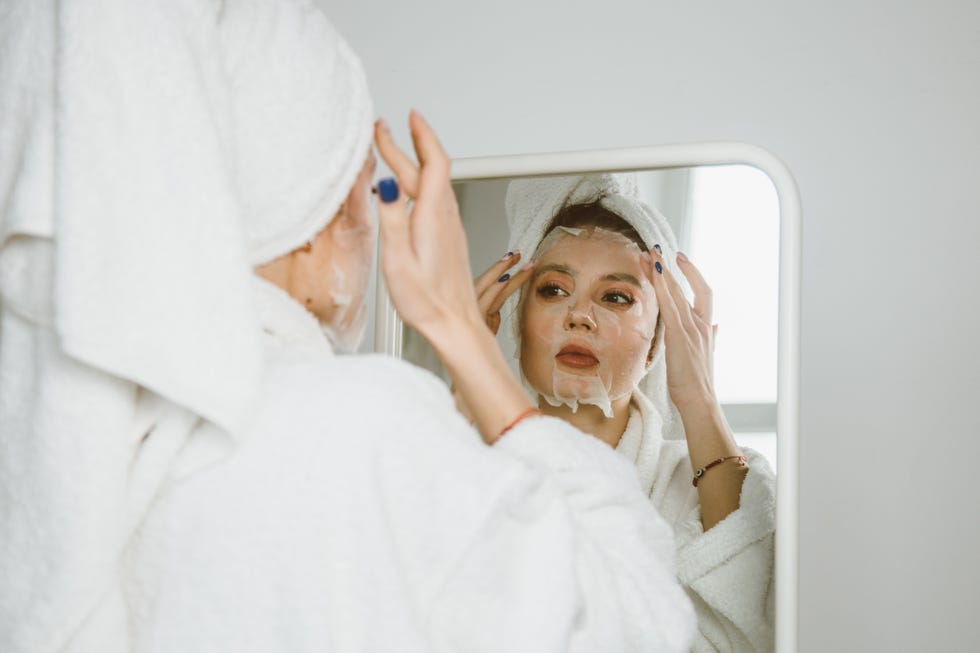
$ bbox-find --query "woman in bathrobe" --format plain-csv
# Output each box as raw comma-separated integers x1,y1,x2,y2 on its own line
471,177,777,652
0,2,698,652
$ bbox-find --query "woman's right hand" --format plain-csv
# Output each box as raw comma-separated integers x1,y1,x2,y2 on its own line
374,112,536,443
473,252,535,335
373,111,480,342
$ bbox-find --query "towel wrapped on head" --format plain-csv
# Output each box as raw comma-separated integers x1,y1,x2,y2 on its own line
0,0,372,650
502,173,689,442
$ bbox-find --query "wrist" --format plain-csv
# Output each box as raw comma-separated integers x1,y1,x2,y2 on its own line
677,395,734,444
675,391,722,423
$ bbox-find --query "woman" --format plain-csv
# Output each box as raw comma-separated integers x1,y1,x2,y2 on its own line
0,2,696,652
472,174,777,652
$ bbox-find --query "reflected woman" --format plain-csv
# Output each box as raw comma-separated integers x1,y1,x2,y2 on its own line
472,174,777,653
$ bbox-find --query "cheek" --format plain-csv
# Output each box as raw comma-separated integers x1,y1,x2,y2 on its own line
519,302,564,382
333,221,376,285
601,311,658,375
522,299,567,346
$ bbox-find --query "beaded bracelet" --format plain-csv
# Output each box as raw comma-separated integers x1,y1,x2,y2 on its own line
497,407,544,440
692,455,747,487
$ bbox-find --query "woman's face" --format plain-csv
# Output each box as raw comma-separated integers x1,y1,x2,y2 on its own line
298,151,377,350
519,228,660,413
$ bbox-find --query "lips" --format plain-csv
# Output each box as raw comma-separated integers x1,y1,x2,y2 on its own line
555,343,600,369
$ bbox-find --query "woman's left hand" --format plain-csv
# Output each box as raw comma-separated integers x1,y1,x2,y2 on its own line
373,112,536,443
645,249,746,529
643,249,718,412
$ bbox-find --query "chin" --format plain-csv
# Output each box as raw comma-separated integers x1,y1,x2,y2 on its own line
520,369,549,397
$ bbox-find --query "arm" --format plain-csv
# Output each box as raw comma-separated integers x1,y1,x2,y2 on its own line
679,397,748,530
372,112,541,443
645,252,776,650
645,248,748,530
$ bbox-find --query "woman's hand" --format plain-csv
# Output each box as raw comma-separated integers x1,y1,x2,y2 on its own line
473,252,535,335
645,249,744,529
373,112,535,443
643,249,718,410
373,112,482,341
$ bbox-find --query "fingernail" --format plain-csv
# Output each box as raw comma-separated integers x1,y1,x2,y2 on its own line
371,185,378,195
653,243,662,254
655,261,663,275
378,178,399,203
501,251,515,260
498,273,511,283
376,118,390,133
677,251,688,262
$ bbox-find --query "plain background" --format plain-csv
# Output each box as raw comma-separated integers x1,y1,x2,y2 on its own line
323,1,980,651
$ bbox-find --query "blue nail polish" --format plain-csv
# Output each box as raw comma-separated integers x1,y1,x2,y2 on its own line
654,243,662,254
655,261,663,274
498,273,511,283
378,178,399,203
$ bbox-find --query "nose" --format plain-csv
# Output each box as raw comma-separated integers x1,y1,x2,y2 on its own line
565,305,598,332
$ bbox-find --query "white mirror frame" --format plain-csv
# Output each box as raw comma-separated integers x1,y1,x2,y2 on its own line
374,141,801,653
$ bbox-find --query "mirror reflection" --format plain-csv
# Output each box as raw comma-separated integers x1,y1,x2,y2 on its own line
407,166,779,470
402,165,780,651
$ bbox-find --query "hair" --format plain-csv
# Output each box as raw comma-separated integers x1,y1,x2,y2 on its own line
543,200,648,251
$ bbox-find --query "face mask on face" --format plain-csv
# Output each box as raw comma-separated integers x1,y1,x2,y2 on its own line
519,227,659,416
321,301,367,353
319,237,371,353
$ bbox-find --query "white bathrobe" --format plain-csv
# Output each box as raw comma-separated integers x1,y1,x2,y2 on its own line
122,278,696,653
617,392,776,652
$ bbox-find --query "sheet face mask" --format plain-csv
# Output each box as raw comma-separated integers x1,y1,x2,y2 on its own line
320,210,374,354
519,227,659,417
321,297,367,354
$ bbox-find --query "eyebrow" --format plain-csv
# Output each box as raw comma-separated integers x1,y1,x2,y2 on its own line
602,272,642,287
531,263,575,282
532,264,642,288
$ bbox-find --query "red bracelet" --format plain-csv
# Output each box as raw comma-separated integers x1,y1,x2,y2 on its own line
497,407,544,440
692,455,747,487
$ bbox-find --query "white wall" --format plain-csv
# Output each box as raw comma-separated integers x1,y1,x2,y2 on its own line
324,1,980,650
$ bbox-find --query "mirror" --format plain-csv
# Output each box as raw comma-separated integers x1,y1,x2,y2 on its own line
373,143,800,652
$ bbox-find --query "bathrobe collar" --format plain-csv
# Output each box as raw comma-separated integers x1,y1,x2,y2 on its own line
616,389,666,495
252,276,334,354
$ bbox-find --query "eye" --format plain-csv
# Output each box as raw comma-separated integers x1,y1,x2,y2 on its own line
536,283,569,299
602,290,635,306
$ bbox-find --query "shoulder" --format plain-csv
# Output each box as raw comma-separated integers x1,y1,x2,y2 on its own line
252,347,488,464
263,348,455,415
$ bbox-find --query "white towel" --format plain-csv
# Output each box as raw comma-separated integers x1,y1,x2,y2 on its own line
0,1,372,651
503,173,688,440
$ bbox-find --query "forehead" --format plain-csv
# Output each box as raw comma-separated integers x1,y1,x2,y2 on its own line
535,228,645,271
